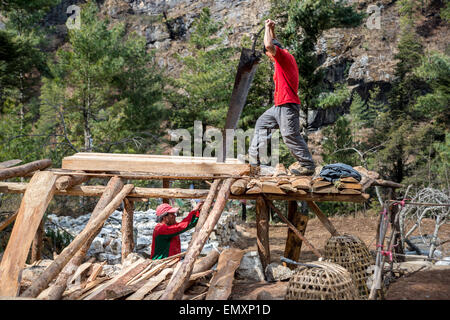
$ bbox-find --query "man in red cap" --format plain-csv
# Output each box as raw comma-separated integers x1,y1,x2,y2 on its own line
150,201,204,260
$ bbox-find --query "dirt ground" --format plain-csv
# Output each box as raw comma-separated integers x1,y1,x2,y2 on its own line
227,214,450,300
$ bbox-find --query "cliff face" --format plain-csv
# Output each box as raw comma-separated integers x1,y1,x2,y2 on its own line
45,0,448,127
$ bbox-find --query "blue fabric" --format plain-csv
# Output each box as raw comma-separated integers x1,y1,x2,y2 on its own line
319,163,362,182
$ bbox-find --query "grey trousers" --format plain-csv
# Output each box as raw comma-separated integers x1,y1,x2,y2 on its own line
249,103,315,169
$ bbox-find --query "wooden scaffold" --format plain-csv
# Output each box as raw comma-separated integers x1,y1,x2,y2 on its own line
0,153,403,300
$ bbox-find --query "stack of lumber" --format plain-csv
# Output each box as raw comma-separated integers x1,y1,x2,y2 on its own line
230,176,365,197
34,247,243,300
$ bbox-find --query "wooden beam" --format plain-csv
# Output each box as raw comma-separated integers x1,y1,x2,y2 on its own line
121,198,135,263
0,211,18,232
42,176,125,300
264,197,322,259
306,201,339,236
30,219,44,263
55,171,89,191
0,171,57,297
0,159,22,169
194,179,221,234
255,196,270,272
283,201,309,268
162,179,170,204
0,181,370,203
62,153,248,176
21,184,134,298
205,248,244,300
160,178,235,300
0,159,52,181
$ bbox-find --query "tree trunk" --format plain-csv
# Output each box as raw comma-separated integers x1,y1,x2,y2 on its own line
194,179,221,234
255,196,270,272
121,198,135,263
21,184,134,298
0,159,52,181
283,201,309,268
160,178,235,300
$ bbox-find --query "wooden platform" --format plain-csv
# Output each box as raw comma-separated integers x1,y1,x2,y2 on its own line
62,153,249,176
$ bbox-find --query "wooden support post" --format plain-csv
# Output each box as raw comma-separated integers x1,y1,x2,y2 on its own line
0,171,57,297
121,198,135,263
39,176,125,300
0,159,52,181
283,201,309,268
30,219,44,263
55,171,89,191
194,179,221,234
21,183,134,298
162,179,170,204
0,211,18,232
264,197,322,259
388,188,404,262
255,196,270,272
306,201,339,236
160,178,235,300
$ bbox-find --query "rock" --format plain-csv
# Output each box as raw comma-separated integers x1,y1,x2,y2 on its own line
265,263,294,282
122,252,146,269
89,237,105,254
256,290,274,300
21,260,54,283
435,257,450,266
98,253,122,265
235,251,265,282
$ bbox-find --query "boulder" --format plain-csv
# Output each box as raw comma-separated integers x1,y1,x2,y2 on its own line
265,263,294,282
235,251,265,282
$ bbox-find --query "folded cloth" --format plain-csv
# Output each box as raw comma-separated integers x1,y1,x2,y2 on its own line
319,163,362,183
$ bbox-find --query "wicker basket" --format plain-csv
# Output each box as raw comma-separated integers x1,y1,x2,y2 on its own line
324,234,374,299
285,261,359,300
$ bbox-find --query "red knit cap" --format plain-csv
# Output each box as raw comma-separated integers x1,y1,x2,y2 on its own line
155,203,179,217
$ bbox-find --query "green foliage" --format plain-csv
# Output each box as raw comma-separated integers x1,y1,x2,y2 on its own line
317,83,351,109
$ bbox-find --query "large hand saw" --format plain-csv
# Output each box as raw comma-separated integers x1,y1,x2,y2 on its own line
217,27,264,163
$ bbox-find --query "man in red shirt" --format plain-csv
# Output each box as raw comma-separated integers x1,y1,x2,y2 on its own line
150,201,204,260
248,19,315,176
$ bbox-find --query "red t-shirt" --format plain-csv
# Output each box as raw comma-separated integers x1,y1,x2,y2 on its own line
273,48,301,106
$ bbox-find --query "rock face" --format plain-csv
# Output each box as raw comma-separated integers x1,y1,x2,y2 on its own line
45,208,239,264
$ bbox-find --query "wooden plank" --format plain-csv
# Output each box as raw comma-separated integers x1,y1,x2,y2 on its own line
339,189,362,194
312,180,332,189
230,179,247,195
162,179,170,203
194,179,221,234
0,171,57,297
62,153,248,176
0,159,22,169
261,182,285,194
160,178,235,300
205,248,244,300
246,186,262,194
340,177,359,183
0,181,370,203
21,184,134,298
279,184,297,193
313,186,340,194
255,196,270,272
291,178,311,190
0,211,18,232
306,201,339,236
87,262,106,283
55,171,89,191
0,159,52,181
126,268,173,300
121,198,135,263
283,201,309,269
337,183,362,190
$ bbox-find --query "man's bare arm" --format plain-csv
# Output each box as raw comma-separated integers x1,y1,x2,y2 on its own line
264,19,277,56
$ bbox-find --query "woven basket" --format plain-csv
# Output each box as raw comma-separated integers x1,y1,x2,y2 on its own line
324,234,374,299
285,261,359,300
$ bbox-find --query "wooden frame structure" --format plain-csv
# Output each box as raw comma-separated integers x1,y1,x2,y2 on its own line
0,153,402,300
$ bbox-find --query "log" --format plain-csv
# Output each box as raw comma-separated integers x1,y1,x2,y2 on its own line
194,179,221,234
264,198,322,259
283,201,309,269
246,186,262,194
0,181,371,203
230,179,247,195
160,178,235,300
0,171,57,297
0,211,18,232
162,179,170,204
205,248,244,300
192,249,220,275
312,180,332,189
55,171,89,191
339,189,362,195
279,184,297,193
340,177,359,183
21,184,134,298
255,196,270,272
313,186,340,194
41,176,125,300
121,198,135,263
0,159,52,181
306,201,339,236
30,219,44,263
126,268,173,300
337,183,362,190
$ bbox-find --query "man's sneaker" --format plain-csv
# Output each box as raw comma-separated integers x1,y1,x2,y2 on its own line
289,162,315,176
